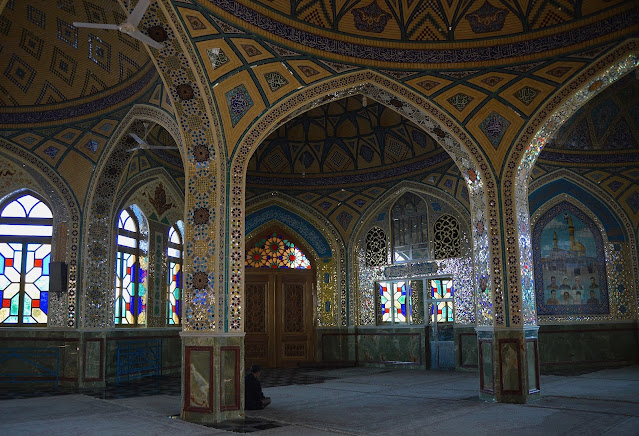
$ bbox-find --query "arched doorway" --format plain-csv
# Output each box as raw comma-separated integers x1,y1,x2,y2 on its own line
244,230,316,368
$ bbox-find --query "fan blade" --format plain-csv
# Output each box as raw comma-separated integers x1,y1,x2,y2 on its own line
129,29,163,49
126,147,142,152
129,132,146,145
127,0,150,27
145,145,179,149
73,22,119,30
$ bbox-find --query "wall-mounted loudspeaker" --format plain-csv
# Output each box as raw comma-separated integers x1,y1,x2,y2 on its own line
50,262,68,294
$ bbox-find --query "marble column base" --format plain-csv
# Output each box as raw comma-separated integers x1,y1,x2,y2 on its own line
476,326,540,403
181,332,245,424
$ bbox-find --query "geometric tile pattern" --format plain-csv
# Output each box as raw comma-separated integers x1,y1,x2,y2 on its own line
226,84,254,127
479,111,510,148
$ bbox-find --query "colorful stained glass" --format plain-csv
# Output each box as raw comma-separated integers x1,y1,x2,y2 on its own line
114,207,147,326
167,224,183,325
0,193,52,325
378,281,410,324
245,232,311,269
430,278,454,323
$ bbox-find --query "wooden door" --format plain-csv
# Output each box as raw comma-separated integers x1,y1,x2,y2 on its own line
245,269,315,368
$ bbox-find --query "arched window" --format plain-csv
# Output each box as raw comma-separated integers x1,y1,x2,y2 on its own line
0,192,52,325
167,222,183,325
365,227,387,267
114,206,147,325
246,232,311,269
391,192,428,263
433,214,461,259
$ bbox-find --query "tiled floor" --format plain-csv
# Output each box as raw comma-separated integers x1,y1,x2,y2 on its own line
2,366,639,435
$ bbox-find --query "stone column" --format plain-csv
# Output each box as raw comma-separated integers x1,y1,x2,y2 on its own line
181,332,244,423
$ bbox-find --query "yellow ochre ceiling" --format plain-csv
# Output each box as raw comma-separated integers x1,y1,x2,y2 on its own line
0,0,154,109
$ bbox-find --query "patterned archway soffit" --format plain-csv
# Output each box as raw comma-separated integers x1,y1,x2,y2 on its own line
80,104,184,329
230,71,502,329
506,48,639,328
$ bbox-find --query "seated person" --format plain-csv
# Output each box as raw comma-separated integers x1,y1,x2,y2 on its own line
245,364,271,410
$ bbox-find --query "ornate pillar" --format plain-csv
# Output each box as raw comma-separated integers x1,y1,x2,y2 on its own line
475,182,540,403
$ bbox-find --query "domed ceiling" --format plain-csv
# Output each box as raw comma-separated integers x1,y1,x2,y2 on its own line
247,96,457,187
196,0,638,66
0,0,154,115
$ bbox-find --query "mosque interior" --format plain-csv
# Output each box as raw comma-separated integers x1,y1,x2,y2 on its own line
0,0,638,424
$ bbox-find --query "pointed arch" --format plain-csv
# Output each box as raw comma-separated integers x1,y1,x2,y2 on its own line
0,148,78,327
502,41,639,327
246,193,345,326
81,104,184,328
229,70,500,330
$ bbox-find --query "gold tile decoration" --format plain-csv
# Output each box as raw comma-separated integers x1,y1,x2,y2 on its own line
92,119,118,137
213,69,266,156
469,72,517,92
467,99,524,168
500,78,555,116
178,6,218,38
253,62,301,104
196,39,243,84
534,61,585,83
287,59,333,84
434,84,487,122
54,128,82,144
57,149,94,205
35,140,66,166
231,38,274,63
405,75,452,96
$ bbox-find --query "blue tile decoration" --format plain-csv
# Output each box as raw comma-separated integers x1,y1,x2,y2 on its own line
85,139,99,153
532,201,610,316
626,191,639,214
480,111,509,148
207,0,637,63
226,84,253,127
43,146,59,158
529,179,625,242
246,205,331,258
591,98,619,140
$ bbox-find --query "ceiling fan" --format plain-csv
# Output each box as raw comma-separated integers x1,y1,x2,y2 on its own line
127,123,179,152
73,0,163,50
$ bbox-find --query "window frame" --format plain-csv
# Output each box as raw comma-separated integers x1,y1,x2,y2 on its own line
0,191,53,327
376,276,454,326
166,223,183,326
390,192,429,264
114,206,146,326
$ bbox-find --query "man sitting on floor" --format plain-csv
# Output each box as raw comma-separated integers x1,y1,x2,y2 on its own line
245,364,271,410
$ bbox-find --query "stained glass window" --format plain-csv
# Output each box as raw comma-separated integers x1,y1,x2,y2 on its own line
115,207,147,326
391,192,429,263
167,222,183,325
376,277,453,325
378,281,411,324
428,278,454,323
245,232,311,269
0,193,52,325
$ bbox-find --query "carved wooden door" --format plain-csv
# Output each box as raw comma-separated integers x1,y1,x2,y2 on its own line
245,269,314,368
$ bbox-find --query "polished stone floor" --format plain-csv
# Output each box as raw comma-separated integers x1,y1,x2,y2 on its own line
1,365,638,435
